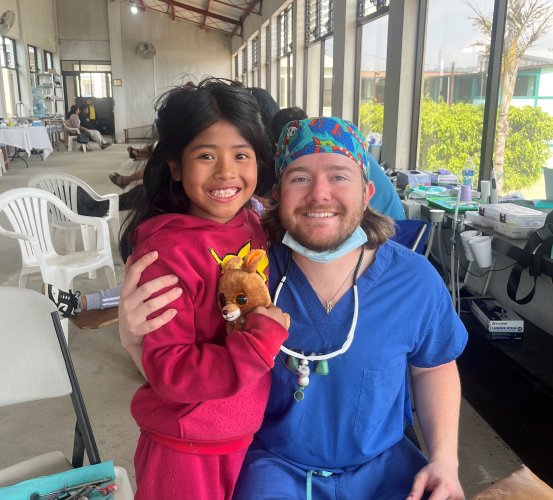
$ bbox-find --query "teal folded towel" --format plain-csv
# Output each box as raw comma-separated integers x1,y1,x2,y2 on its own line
0,460,114,500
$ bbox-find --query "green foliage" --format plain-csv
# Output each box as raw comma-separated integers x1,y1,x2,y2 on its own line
417,99,553,192
358,100,384,136
503,106,553,192
418,99,483,178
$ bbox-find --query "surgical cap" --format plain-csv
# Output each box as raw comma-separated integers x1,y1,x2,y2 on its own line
274,117,371,181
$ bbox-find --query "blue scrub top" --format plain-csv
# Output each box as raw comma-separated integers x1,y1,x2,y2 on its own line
257,242,467,470
368,155,405,220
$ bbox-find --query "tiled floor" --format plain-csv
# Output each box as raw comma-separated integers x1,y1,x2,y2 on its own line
0,145,524,497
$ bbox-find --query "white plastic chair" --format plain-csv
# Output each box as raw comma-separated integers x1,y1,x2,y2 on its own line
29,172,120,253
62,121,87,152
0,287,133,499
0,187,117,291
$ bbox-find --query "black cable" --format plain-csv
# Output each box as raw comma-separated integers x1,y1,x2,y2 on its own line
459,261,515,278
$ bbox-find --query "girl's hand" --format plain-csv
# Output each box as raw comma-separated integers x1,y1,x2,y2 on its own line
250,304,290,330
118,251,181,349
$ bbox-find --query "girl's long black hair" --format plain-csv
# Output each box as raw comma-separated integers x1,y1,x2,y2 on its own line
119,78,271,261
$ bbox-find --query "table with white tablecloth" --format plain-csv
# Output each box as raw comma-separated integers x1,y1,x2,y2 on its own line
0,126,54,160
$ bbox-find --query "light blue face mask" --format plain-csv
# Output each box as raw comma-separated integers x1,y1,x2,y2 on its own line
282,226,368,263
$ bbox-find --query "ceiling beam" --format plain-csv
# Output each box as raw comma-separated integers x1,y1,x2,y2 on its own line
155,0,241,26
212,0,261,15
230,0,260,37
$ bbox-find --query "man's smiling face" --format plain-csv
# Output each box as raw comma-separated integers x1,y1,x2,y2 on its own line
277,153,374,252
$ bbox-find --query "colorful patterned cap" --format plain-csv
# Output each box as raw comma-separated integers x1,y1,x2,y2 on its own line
274,117,370,181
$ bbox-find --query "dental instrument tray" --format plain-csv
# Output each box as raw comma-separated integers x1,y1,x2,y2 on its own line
477,203,548,227
426,196,483,213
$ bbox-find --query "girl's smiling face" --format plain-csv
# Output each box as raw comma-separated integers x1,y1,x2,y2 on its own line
170,121,258,224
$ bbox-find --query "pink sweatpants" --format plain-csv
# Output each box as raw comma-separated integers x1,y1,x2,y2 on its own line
134,433,247,499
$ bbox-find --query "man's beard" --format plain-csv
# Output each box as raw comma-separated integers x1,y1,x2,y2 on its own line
280,201,366,252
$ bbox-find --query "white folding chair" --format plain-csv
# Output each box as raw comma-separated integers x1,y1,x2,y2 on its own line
0,287,133,499
29,172,120,253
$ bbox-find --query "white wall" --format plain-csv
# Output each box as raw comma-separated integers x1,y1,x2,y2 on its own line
56,0,110,60
119,4,231,129
54,0,231,139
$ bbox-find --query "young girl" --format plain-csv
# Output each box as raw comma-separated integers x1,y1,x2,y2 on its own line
119,79,289,499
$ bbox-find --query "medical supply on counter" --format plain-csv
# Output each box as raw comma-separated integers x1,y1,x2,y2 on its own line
490,165,499,204
404,184,449,199
480,180,491,203
429,169,458,185
478,203,547,226
426,196,482,213
477,203,548,239
460,184,472,202
396,170,431,189
471,299,524,340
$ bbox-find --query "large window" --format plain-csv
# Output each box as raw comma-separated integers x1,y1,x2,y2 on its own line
321,37,333,116
417,0,553,198
44,50,54,71
250,36,259,88
502,6,553,199
417,0,494,186
242,46,248,86
0,36,20,117
305,0,334,115
28,45,40,87
277,4,294,107
357,6,389,140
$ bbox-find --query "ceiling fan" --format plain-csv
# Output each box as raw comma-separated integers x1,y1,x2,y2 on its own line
0,10,15,36
136,41,156,59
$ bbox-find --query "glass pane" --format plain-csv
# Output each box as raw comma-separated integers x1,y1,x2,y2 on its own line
500,3,553,198
307,0,333,43
1,68,18,116
279,56,289,107
5,38,15,69
322,37,333,116
359,0,389,19
418,0,494,185
358,15,388,142
80,72,109,98
0,38,5,67
28,46,36,72
80,64,111,71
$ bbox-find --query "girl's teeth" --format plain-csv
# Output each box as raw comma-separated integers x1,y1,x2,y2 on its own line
211,188,238,198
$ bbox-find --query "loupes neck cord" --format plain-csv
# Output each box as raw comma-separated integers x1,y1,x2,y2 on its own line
273,248,364,363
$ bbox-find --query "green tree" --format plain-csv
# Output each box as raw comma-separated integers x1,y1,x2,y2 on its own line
470,0,553,192
358,100,384,137
418,99,483,177
418,100,553,191
503,106,553,192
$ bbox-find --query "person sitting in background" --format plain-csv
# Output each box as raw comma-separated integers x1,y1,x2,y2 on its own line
43,283,121,318
127,144,154,160
78,104,95,130
110,169,145,189
65,104,112,150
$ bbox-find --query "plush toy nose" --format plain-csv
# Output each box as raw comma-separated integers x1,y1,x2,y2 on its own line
222,304,241,321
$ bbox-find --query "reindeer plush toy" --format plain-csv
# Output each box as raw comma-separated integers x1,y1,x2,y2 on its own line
218,249,290,333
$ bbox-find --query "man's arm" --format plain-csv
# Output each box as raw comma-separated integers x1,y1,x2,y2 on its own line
118,251,181,378
407,361,465,500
